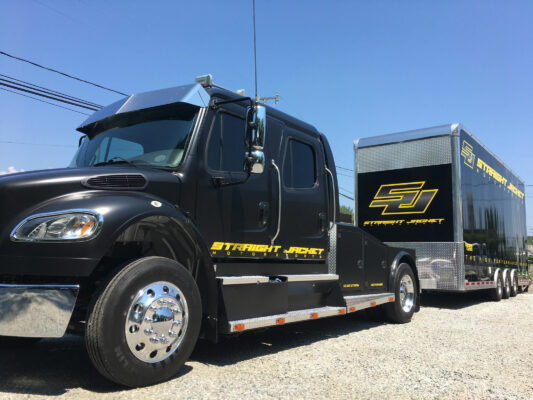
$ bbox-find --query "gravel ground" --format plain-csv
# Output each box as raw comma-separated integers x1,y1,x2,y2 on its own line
1,291,532,400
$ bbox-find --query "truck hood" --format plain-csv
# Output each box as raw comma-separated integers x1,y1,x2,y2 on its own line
0,167,181,235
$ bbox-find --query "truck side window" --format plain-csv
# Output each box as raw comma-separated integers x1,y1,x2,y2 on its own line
207,112,247,172
283,139,316,188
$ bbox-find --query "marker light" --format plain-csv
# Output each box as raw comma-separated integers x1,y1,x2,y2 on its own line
11,210,103,242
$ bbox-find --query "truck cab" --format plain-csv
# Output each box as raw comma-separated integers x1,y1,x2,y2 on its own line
0,79,418,387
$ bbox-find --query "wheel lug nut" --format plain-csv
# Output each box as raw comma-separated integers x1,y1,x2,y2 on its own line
144,328,154,336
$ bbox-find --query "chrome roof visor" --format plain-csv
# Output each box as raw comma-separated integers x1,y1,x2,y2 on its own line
77,83,210,135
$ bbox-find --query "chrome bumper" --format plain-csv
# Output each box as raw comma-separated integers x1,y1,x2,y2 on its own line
0,284,79,338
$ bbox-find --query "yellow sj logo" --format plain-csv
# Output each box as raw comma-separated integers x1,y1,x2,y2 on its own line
460,140,475,169
369,182,438,215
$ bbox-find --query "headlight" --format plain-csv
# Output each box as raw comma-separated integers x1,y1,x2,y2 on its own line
11,210,103,242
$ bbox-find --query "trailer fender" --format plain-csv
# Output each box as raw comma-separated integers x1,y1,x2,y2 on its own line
509,268,516,282
493,268,502,284
389,251,418,288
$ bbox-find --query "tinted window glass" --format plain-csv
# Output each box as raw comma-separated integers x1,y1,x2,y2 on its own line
283,139,316,188
207,113,246,172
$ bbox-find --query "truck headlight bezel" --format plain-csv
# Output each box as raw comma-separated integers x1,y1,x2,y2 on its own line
10,209,104,242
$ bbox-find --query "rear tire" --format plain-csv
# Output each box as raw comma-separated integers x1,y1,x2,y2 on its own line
490,273,503,302
86,256,202,387
510,274,518,297
384,263,417,324
502,273,511,299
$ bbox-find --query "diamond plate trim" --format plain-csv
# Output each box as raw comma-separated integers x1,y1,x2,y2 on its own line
386,242,465,290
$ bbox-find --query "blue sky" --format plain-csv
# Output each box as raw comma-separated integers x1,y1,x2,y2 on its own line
1,0,532,234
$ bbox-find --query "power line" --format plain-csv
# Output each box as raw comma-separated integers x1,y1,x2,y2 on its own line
0,50,128,96
340,192,354,201
0,80,99,111
0,87,90,116
336,166,354,172
0,74,103,108
0,138,76,148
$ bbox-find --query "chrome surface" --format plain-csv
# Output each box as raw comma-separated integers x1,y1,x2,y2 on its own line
356,134,452,174
249,150,265,174
356,124,457,149
281,274,338,282
344,293,395,310
399,275,415,312
227,306,345,333
218,276,269,285
270,159,281,245
125,281,188,363
10,209,104,243
386,242,464,290
251,104,266,151
450,133,464,243
325,166,336,232
0,284,79,338
77,83,209,133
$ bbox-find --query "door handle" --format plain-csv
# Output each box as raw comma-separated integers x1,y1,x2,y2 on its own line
258,201,270,228
319,212,327,233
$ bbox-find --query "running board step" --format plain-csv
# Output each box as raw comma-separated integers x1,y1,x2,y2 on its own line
218,274,338,285
227,306,346,333
344,293,395,313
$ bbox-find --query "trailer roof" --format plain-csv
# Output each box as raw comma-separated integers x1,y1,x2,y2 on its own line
355,123,525,184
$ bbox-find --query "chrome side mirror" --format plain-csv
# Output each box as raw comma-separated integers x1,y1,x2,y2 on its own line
245,104,267,174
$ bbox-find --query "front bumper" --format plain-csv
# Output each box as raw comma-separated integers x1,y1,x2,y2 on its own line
0,284,79,338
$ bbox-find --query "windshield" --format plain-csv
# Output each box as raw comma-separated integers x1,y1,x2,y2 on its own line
70,104,199,169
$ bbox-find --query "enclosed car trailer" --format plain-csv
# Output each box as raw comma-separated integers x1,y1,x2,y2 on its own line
354,124,530,298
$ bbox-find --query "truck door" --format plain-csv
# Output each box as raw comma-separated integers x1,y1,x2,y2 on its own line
195,106,274,252
274,129,329,261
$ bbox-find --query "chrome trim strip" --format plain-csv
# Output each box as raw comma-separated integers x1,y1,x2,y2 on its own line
0,284,79,338
218,276,269,285
10,208,104,243
271,159,281,245
344,293,395,311
228,306,345,333
281,274,339,282
325,166,336,232
464,281,496,290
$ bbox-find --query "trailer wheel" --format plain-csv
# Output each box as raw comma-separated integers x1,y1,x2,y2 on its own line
510,274,518,297
86,256,202,387
502,273,511,299
384,263,417,324
490,273,503,302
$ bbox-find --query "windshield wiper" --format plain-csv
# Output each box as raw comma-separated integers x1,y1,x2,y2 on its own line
93,157,138,168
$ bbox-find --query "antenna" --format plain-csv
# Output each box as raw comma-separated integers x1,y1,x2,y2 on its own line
252,0,258,102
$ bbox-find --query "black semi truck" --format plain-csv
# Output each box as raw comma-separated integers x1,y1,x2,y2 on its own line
354,124,530,299
0,78,418,387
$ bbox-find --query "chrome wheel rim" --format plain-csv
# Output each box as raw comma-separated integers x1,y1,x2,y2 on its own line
399,275,415,313
513,277,518,292
125,281,188,363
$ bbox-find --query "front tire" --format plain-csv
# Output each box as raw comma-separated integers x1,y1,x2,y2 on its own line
384,263,417,323
86,257,202,387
